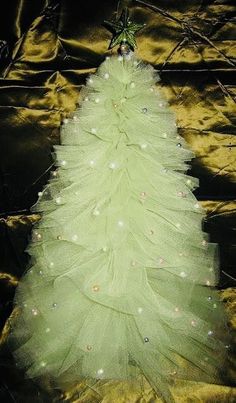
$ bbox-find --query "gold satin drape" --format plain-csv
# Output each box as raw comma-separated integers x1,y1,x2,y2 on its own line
0,0,235,401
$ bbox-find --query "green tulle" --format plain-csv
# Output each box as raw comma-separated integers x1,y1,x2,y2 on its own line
8,52,231,403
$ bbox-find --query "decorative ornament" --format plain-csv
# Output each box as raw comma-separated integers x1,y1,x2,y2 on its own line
103,8,145,52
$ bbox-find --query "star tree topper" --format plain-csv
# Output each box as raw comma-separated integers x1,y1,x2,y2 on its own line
104,7,145,51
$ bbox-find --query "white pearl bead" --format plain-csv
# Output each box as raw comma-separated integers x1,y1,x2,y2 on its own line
117,220,124,227
93,209,100,216
205,280,211,286
180,271,187,278
102,246,107,252
45,327,50,333
55,196,62,204
88,78,93,84
159,258,164,264
162,133,167,138
176,223,181,228
130,82,135,88
84,97,89,101
89,160,95,167
137,307,143,314
213,303,217,308
91,128,97,134
194,203,200,208
191,319,197,326
208,330,213,336
150,87,154,92
140,143,147,149
109,162,116,169
73,116,78,121
63,118,69,124
97,368,104,376
186,179,191,185
104,73,110,79
95,98,100,103
38,191,43,197
40,361,47,367
39,270,43,275
61,160,67,166
159,102,165,107
174,307,179,312
32,308,38,316
49,262,54,268
105,56,110,60
72,234,78,241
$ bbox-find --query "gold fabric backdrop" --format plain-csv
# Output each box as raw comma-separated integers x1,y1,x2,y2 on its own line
0,0,235,401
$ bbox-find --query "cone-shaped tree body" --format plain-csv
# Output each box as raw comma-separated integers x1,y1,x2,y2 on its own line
8,53,231,403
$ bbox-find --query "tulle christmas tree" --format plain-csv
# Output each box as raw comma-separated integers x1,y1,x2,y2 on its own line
8,9,232,403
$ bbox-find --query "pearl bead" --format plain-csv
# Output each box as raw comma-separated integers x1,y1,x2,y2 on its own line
140,191,146,198
142,107,148,113
130,82,135,88
33,231,42,241
177,191,186,197
57,235,62,240
194,203,200,208
159,102,165,107
55,196,62,204
93,209,100,216
89,160,95,167
102,246,107,252
52,302,57,308
109,162,116,169
105,56,110,60
97,368,104,375
63,118,69,124
118,55,123,61
32,308,38,316
186,179,191,185
104,73,109,79
209,267,213,272
208,330,213,336
144,337,149,343
39,270,43,275
118,220,124,227
45,327,50,333
150,87,154,92
88,78,93,84
159,258,164,264
177,143,182,147
52,171,58,177
73,116,78,121
176,223,181,228
91,128,97,134
61,160,67,166
113,103,118,108
137,307,143,313
180,271,187,278
92,285,100,292
95,98,100,103
72,234,78,241
176,135,181,140
23,303,28,307
84,97,89,101
213,303,217,308
207,296,212,301
205,280,211,286
49,262,54,268
162,133,167,138
40,361,47,367
131,260,136,266
86,345,92,351
225,344,230,349
191,319,197,326
38,191,43,197
174,307,179,312
140,143,147,149
202,240,208,246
